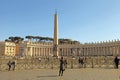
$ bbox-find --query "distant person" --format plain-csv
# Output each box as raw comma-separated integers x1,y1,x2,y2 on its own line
12,60,17,71
83,57,87,68
78,57,84,68
114,56,119,69
59,56,65,76
78,57,81,68
80,57,84,68
7,61,11,71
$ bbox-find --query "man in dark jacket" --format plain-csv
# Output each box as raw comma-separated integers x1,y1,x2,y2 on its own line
114,56,119,69
59,56,65,76
7,61,11,71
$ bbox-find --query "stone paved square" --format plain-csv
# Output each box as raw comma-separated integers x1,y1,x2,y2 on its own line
0,68,120,80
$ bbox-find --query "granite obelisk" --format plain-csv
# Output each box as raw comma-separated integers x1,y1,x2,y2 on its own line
53,11,58,57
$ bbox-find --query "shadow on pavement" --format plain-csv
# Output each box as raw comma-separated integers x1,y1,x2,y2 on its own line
37,75,58,78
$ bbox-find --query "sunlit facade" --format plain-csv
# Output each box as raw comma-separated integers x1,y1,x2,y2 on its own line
0,41,16,57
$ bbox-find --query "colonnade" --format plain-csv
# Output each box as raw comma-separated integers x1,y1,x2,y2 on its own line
81,46,120,56
25,46,120,57
58,44,120,57
21,41,120,58
26,46,53,57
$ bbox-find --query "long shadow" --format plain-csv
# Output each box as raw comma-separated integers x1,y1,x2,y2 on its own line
37,75,58,78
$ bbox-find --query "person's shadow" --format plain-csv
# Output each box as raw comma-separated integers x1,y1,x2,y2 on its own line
37,75,58,78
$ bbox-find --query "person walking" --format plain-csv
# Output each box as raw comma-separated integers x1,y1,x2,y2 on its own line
114,56,119,69
7,61,11,71
83,57,87,68
79,57,84,68
12,60,17,71
78,57,81,68
59,56,65,76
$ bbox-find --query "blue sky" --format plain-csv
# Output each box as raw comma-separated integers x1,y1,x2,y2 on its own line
0,0,120,43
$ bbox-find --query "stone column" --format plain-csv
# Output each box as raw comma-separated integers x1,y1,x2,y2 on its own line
41,48,43,56
30,47,32,56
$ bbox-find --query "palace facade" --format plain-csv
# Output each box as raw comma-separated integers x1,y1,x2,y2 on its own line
0,41,16,57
